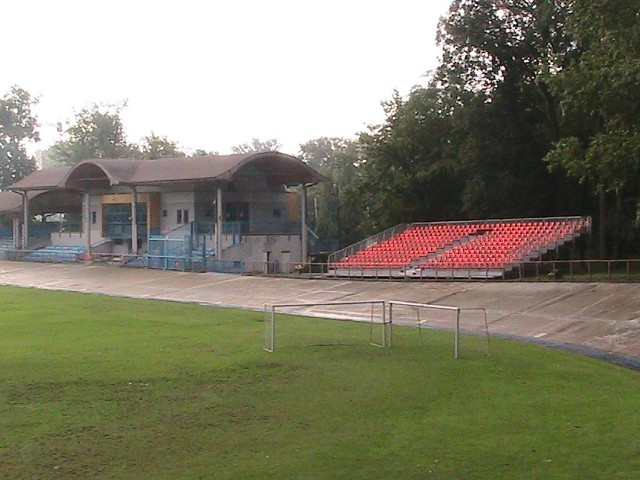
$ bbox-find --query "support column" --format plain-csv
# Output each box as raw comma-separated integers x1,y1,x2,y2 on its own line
83,192,92,256
131,187,138,254
216,187,223,260
301,184,308,263
12,217,20,250
21,192,29,250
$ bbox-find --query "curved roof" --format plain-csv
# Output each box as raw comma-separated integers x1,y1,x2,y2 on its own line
8,166,72,191
7,152,325,191
0,189,82,215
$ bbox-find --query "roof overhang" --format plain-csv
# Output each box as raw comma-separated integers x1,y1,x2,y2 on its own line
5,151,327,194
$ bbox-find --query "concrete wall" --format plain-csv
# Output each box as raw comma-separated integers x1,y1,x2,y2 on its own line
161,192,195,235
221,234,302,271
224,191,298,234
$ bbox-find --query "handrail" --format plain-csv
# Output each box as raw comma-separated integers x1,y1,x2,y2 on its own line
328,223,409,264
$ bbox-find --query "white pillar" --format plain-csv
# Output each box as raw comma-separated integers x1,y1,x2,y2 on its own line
216,187,223,260
131,187,138,254
83,192,92,255
21,192,29,250
301,184,308,263
12,217,20,250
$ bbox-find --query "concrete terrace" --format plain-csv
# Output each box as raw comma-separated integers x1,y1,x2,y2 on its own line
0,260,639,363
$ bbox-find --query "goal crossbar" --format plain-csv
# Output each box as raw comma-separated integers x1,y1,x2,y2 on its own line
263,300,389,352
388,301,490,359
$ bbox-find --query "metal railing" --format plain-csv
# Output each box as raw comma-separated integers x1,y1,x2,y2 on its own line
5,247,639,283
328,223,409,264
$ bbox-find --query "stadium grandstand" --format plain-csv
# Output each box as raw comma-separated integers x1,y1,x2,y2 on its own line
0,152,325,272
328,217,591,279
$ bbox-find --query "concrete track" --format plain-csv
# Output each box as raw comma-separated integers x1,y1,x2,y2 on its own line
1,261,639,363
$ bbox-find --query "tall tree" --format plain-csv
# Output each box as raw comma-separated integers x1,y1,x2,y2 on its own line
231,138,281,154
545,0,640,257
299,137,362,247
354,87,464,233
139,132,185,159
44,104,135,165
0,86,39,189
433,0,583,219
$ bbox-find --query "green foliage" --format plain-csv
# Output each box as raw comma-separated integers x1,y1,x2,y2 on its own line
355,88,463,232
44,104,135,166
139,132,185,159
348,0,638,252
299,137,363,247
544,0,640,255
1,287,640,479
231,138,281,154
192,148,219,156
0,86,38,189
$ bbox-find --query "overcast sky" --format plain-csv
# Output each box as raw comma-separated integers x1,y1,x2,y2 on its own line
3,0,452,156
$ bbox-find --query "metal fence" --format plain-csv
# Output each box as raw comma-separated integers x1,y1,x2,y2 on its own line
4,246,640,283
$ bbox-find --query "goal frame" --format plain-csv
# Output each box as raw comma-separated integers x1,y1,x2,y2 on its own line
388,301,490,358
263,300,389,352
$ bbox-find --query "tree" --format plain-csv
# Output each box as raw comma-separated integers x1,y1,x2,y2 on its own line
299,137,363,247
192,149,219,156
0,86,39,189
139,132,185,159
353,87,464,233
44,103,135,165
433,0,582,219
231,138,281,154
544,0,640,257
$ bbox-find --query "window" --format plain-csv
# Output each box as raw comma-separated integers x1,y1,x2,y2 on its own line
162,209,167,218
273,208,281,218
176,209,190,224
91,211,97,224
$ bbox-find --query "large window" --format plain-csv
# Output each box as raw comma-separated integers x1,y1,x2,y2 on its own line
102,203,147,239
223,202,249,221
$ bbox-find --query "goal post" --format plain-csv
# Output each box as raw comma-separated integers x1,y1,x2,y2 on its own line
388,301,490,359
262,300,390,352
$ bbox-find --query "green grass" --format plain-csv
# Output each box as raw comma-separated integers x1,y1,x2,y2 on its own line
1,286,639,479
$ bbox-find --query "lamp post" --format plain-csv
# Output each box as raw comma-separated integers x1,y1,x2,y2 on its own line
334,183,341,250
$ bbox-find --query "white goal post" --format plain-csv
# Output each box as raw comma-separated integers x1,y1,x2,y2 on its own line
388,301,490,359
263,300,390,352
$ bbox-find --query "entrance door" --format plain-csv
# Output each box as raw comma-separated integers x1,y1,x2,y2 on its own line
281,251,291,273
263,251,270,274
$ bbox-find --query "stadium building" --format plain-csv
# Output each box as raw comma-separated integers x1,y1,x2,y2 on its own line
0,152,325,272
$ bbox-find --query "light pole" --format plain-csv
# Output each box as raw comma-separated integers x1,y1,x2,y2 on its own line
334,183,341,250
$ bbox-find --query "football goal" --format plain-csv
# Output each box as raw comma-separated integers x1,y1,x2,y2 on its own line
388,301,490,358
262,300,390,352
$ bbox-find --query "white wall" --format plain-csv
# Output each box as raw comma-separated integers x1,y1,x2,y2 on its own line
221,234,302,270
161,191,195,236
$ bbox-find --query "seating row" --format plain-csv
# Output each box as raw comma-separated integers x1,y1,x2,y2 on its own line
332,218,589,271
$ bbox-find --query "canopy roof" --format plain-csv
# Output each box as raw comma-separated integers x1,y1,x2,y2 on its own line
0,189,82,215
8,152,325,191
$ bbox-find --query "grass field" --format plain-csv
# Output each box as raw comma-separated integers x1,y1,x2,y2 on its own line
1,286,639,479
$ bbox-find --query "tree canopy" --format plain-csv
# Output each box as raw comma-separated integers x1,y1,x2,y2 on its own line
44,104,135,166
139,133,185,159
337,0,639,258
231,138,281,154
0,86,39,189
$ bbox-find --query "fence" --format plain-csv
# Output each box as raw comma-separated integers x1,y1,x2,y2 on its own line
242,259,640,283
4,243,640,283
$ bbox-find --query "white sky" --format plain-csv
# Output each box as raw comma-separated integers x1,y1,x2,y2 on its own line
3,0,451,156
